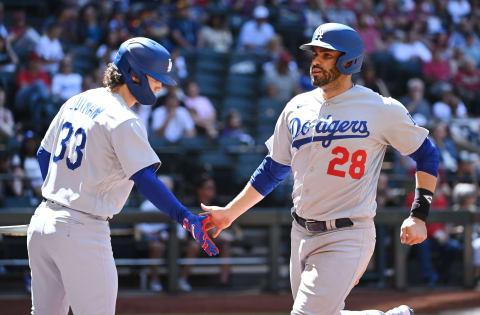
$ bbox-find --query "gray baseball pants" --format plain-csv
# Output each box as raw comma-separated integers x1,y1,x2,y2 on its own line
27,201,117,315
290,217,376,315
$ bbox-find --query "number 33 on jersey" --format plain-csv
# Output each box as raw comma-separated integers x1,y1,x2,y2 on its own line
53,122,87,170
265,85,428,219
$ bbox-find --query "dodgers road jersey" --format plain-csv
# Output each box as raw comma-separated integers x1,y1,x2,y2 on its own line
267,85,428,221
41,88,160,217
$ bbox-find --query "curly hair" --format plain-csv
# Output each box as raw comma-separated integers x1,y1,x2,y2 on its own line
102,63,125,90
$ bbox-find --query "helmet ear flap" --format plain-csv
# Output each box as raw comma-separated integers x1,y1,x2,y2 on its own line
336,53,364,75
118,55,156,105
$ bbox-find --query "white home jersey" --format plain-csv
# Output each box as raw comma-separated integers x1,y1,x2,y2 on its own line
41,88,160,217
266,85,428,221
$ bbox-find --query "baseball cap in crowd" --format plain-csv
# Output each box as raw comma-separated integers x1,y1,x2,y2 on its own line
253,6,269,19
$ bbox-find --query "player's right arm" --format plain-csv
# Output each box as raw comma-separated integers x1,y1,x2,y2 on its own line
203,104,293,237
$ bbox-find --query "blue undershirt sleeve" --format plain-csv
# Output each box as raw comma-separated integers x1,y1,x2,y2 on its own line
408,138,439,177
250,156,291,196
36,146,51,181
131,165,190,223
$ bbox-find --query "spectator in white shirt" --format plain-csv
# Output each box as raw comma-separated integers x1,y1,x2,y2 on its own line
433,84,468,122
184,81,218,138
237,6,275,52
151,93,196,143
263,51,301,104
35,22,64,74
447,0,471,24
390,29,432,83
391,30,432,63
198,11,233,53
51,55,82,102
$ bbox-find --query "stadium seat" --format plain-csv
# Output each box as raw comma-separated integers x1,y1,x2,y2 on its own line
225,74,259,98
269,178,293,205
195,73,225,99
231,151,265,184
258,97,283,114
178,136,209,152
149,135,170,151
3,197,32,208
195,50,229,76
69,45,98,75
258,97,282,124
222,95,254,110
218,136,244,149
255,124,274,145
198,150,232,169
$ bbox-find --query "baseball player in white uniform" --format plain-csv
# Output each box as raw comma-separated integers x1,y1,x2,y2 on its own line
27,38,219,315
203,23,439,315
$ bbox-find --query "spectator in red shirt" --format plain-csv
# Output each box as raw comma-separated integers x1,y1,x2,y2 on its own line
357,14,383,55
15,52,51,88
422,49,452,84
453,57,480,114
14,52,51,127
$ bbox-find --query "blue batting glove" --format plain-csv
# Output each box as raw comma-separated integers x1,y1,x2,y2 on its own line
182,214,219,256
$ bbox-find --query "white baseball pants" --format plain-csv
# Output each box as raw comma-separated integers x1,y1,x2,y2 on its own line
27,201,117,315
290,218,376,315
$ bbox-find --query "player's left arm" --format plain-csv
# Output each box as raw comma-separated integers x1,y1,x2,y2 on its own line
400,137,439,245
37,105,64,181
131,165,219,256
203,104,293,237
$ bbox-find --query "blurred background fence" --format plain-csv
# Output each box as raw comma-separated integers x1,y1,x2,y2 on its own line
1,207,478,294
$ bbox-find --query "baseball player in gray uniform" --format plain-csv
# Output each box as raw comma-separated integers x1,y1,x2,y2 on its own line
27,37,218,315
203,23,439,315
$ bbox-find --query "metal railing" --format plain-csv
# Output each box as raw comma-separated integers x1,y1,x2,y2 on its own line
0,208,478,292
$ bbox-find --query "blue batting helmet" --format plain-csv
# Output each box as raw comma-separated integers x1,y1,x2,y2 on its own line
300,23,364,75
113,37,176,105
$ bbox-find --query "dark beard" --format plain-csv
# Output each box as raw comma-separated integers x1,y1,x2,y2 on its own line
311,66,341,87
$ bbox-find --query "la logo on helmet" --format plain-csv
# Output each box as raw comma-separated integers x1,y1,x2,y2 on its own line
315,28,324,41
167,59,172,72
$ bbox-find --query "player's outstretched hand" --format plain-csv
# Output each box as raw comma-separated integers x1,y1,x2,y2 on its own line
182,214,219,256
200,203,235,238
400,216,427,245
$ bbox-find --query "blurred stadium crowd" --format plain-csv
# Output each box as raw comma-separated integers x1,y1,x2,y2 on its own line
0,0,480,291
